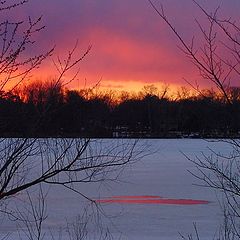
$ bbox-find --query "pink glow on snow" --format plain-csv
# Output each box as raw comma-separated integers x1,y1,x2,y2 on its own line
96,196,210,205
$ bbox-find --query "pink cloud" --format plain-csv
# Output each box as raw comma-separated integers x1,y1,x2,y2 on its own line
18,0,240,91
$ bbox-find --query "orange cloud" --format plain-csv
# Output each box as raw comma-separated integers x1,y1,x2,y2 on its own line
30,26,199,93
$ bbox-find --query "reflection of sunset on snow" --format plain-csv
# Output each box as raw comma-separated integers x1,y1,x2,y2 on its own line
96,195,209,205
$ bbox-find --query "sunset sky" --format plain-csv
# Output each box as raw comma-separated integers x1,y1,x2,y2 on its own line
17,0,240,93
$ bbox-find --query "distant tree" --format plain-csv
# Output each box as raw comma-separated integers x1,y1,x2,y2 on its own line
141,84,159,97
61,90,85,134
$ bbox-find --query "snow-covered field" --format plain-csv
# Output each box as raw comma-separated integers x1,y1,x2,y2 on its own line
0,139,233,240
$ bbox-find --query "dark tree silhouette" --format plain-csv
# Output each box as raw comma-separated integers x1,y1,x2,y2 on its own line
148,0,240,238
0,2,138,239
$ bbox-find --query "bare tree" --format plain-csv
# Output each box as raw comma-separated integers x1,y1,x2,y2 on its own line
0,1,140,239
148,0,240,239
0,1,54,92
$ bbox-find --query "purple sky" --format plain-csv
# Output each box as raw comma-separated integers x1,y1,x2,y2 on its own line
13,0,240,92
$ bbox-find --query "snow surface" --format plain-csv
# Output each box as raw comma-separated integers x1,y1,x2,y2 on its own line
0,139,233,240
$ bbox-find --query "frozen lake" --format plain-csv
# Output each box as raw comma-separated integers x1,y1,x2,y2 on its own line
0,139,232,239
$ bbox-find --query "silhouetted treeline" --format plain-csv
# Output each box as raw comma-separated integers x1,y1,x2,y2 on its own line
1,82,240,138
